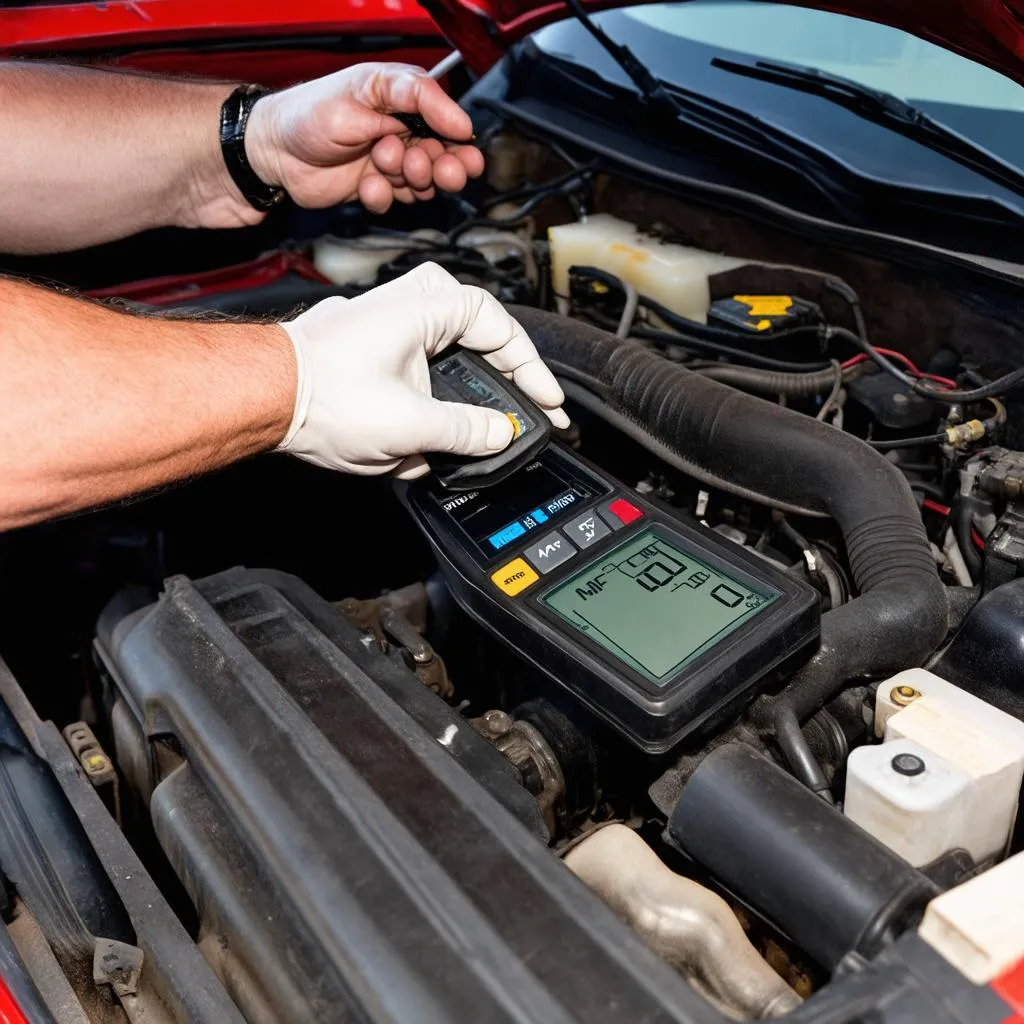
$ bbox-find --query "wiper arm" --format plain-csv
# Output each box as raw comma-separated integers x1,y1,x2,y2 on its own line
712,56,1024,197
562,0,681,116
558,0,862,215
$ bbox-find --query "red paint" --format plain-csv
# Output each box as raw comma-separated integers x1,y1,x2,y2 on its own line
993,956,1024,1023
0,1,441,67
607,498,643,525
87,250,331,306
0,975,30,1024
90,46,448,89
423,0,1024,82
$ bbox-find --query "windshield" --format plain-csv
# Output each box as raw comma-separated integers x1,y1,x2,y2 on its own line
622,1,1024,168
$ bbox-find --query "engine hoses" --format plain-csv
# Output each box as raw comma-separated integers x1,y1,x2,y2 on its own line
511,307,949,794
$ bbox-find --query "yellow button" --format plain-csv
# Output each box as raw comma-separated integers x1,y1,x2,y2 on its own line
490,557,539,596
505,411,524,438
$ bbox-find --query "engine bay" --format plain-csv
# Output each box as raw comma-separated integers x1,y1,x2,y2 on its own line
3,118,1024,1023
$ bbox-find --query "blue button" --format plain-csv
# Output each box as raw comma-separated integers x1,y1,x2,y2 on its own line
488,521,527,550
530,507,549,524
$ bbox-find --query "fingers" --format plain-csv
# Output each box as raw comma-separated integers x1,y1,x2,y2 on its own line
357,173,395,215
368,136,481,200
374,70,474,143
401,145,434,191
393,455,431,479
409,394,515,457
431,153,469,194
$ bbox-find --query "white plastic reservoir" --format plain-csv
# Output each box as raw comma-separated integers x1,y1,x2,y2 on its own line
845,739,973,867
846,669,1024,867
548,214,745,323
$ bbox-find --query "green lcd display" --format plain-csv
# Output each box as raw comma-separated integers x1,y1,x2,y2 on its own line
541,529,779,685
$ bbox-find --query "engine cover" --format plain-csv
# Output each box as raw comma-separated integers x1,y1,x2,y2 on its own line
93,568,711,1024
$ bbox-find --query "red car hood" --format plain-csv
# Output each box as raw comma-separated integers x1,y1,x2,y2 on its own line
422,0,1024,81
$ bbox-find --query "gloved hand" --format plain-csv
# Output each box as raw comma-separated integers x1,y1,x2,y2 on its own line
245,63,484,214
276,263,570,477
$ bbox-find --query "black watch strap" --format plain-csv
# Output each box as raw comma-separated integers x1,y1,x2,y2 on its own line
219,85,285,212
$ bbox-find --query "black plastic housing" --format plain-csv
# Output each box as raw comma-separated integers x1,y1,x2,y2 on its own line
669,744,939,970
427,349,551,489
932,577,1024,721
399,445,821,753
94,567,720,1024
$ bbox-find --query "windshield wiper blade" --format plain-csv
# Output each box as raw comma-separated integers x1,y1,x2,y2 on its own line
558,0,864,215
712,57,1024,197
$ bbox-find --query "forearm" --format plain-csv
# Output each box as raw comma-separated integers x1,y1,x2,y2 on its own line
0,63,258,255
0,279,294,530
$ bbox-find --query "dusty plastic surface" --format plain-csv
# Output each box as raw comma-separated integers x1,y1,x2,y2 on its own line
845,738,974,867
96,567,720,1024
882,693,1024,864
919,851,1024,983
548,214,743,322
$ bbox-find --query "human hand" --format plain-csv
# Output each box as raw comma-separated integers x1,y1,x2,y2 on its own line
276,263,570,476
245,63,484,214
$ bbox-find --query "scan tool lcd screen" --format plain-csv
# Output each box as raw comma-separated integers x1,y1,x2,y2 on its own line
542,529,779,685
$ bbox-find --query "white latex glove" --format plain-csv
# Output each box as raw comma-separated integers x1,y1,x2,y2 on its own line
276,263,570,477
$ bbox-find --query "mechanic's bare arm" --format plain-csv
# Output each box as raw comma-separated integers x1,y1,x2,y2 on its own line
0,61,483,255
0,265,568,532
0,277,295,530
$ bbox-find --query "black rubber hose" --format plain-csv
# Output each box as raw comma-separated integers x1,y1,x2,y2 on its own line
954,495,984,581
694,364,844,396
774,703,835,803
512,307,949,733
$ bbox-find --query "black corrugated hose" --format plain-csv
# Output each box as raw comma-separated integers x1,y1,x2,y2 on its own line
511,307,950,789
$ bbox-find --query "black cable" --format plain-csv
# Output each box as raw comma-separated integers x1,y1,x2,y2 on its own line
868,433,948,451
556,378,826,518
777,517,813,554
954,495,984,581
774,703,835,803
908,480,947,503
827,324,1024,403
573,267,833,364
448,165,597,244
572,265,1024,403
823,278,868,340
573,272,832,373
479,162,597,212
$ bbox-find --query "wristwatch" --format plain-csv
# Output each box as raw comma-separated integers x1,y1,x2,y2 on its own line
219,85,286,212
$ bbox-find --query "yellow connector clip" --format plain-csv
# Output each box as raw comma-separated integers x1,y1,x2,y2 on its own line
944,420,987,447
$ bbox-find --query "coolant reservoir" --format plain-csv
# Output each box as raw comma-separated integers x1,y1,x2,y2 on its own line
847,670,1024,867
845,739,973,868
313,231,445,287
882,695,1024,865
548,214,745,323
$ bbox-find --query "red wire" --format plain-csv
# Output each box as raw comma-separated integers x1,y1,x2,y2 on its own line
0,975,30,1024
922,498,951,517
971,528,987,551
840,349,958,390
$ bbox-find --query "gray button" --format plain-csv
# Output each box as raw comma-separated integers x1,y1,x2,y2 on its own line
523,531,577,573
563,509,611,549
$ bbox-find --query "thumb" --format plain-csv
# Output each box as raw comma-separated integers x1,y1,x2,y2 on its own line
412,396,515,456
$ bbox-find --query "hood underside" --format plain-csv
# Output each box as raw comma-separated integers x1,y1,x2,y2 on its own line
420,0,1024,81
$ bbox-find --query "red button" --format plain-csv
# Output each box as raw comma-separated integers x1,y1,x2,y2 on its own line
607,498,644,525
